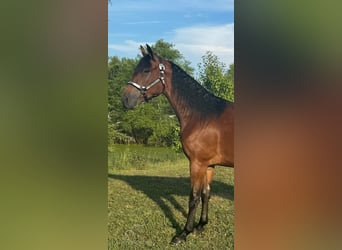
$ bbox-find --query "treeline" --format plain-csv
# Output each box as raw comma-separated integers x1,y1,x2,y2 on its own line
108,39,234,149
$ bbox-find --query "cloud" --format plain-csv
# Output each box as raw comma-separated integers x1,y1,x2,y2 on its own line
108,40,138,52
170,23,234,68
109,23,234,70
108,40,149,55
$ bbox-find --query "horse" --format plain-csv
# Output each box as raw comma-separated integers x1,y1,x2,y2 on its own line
121,44,234,244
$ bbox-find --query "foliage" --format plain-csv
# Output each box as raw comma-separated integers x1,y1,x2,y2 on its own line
108,124,134,145
108,56,138,124
198,51,234,102
151,39,194,76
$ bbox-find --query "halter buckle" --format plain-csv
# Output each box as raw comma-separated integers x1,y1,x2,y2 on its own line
159,63,165,71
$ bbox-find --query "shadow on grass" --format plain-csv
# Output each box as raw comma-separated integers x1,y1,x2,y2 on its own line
108,174,234,232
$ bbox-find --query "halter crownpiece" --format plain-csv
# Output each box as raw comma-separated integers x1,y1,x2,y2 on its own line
128,63,166,101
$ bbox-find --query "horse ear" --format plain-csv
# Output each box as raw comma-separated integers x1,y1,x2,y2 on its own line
146,44,154,60
140,45,148,56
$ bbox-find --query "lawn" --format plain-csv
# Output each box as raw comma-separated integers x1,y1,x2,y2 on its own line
108,145,234,249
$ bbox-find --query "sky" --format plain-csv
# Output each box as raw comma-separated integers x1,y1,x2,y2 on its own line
108,0,234,70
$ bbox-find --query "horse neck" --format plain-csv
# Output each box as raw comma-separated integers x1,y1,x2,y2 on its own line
163,62,202,129
164,91,193,130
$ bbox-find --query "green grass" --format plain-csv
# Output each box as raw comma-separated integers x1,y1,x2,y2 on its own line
108,144,185,170
108,145,234,249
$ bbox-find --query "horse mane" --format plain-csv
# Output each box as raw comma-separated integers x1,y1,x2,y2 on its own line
170,61,229,119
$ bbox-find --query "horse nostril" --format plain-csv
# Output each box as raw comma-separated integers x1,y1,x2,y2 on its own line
122,93,136,109
122,89,140,109
122,95,128,107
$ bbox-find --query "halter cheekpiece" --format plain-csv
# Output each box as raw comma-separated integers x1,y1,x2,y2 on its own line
128,63,166,102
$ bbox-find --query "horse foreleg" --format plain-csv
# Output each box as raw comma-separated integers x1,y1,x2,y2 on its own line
171,162,206,244
195,167,214,233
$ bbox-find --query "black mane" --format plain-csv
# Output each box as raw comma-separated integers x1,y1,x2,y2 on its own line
170,61,229,119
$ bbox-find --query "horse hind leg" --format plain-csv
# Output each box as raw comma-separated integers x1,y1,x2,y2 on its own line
195,166,215,233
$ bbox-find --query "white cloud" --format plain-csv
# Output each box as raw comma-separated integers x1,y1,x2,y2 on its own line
108,40,139,52
109,23,234,71
170,23,234,69
108,40,151,57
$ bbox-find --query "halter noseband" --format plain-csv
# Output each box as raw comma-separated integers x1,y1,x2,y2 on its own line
128,63,166,102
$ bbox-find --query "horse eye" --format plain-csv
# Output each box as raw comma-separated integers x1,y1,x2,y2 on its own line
143,69,150,73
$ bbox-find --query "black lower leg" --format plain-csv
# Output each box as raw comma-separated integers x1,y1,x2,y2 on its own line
171,191,200,244
195,186,210,233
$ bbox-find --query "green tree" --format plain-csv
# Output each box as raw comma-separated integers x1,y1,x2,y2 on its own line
198,51,234,102
108,56,138,124
151,39,194,76
226,63,234,102
120,104,156,144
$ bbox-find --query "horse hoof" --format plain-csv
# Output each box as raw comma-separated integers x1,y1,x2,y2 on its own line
170,234,186,245
194,226,205,235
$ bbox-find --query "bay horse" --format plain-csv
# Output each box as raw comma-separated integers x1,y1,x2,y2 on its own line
121,44,234,244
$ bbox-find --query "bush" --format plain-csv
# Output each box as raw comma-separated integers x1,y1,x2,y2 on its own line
108,124,135,145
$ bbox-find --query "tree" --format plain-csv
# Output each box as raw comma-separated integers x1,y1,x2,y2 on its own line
226,63,234,102
108,56,138,123
198,51,234,102
151,39,194,76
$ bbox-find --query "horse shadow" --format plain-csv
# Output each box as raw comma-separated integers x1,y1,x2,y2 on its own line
108,174,234,232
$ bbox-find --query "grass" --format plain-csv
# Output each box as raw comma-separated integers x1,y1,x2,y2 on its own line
108,145,234,249
108,144,184,170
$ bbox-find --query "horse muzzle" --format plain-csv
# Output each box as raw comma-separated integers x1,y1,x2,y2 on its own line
121,89,141,109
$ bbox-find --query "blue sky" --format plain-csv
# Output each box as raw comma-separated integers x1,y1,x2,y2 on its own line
108,0,234,70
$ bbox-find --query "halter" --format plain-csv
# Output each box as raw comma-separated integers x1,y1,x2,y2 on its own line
128,63,166,102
